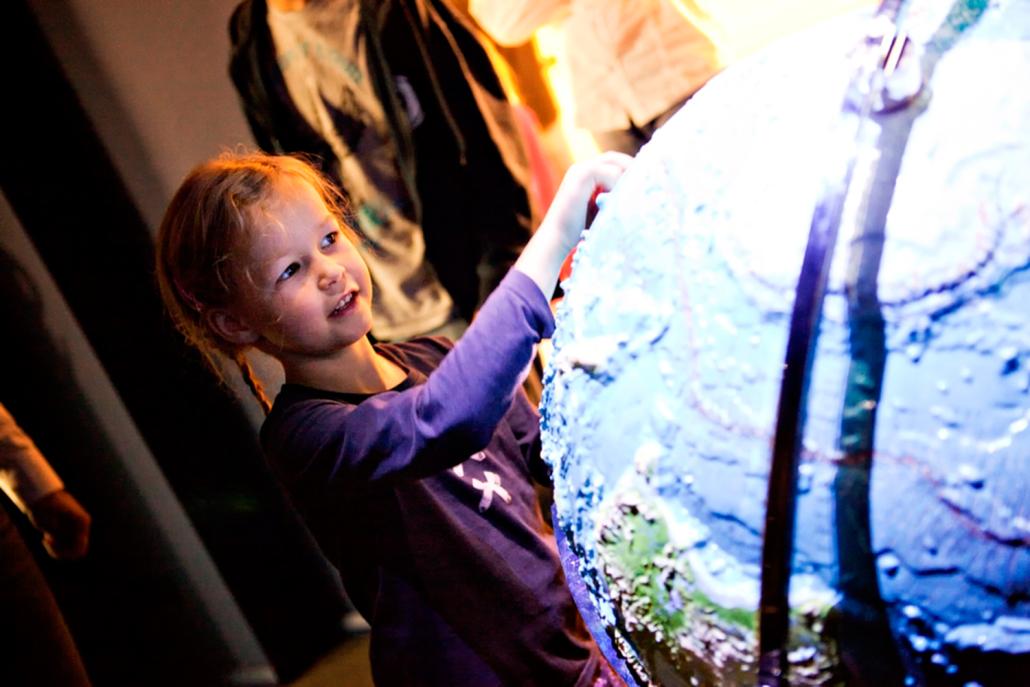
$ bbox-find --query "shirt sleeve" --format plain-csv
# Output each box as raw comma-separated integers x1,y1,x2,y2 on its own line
0,403,64,513
266,270,555,486
468,0,570,47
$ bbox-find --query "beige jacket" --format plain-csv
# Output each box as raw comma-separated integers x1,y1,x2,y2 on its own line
470,0,721,132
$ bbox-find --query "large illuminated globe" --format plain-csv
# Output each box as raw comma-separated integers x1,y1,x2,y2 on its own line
541,1,1030,685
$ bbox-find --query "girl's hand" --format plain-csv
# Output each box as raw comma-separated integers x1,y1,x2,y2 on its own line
544,152,633,255
514,151,632,298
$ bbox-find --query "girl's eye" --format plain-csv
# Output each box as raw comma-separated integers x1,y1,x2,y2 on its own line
276,262,300,283
321,231,338,250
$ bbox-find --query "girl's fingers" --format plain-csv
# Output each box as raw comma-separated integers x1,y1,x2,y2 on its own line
590,152,633,192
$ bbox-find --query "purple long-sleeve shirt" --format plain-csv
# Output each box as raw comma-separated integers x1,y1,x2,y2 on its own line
261,270,601,686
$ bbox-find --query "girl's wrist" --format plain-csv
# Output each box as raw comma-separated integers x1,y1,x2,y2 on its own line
538,214,580,257
514,218,576,298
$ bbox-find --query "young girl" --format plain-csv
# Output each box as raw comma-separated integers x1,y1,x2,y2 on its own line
156,151,630,686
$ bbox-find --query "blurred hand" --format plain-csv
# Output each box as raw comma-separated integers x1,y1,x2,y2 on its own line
27,489,91,559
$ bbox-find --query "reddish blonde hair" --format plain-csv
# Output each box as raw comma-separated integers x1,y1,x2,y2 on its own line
156,151,354,414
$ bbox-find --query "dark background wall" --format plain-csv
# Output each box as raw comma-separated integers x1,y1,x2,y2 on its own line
0,1,350,684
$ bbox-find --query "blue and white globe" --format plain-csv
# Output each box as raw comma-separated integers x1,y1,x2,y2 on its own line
541,1,1030,685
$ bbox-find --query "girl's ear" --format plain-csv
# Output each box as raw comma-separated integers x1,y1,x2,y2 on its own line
206,308,261,345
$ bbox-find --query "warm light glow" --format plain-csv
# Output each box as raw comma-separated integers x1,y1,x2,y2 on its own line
532,25,600,162
529,1,878,163
667,0,734,66
691,0,877,62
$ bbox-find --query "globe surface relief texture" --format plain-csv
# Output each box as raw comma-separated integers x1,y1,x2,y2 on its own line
539,1,1030,685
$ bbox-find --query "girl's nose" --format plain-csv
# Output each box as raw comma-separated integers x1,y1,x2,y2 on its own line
317,259,345,290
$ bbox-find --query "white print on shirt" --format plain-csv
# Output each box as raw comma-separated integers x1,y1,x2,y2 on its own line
472,471,511,512
451,452,509,512
451,451,487,478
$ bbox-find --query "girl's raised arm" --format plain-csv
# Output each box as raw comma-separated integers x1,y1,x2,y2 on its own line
514,152,631,299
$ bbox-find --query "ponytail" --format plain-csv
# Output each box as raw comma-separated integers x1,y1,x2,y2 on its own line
235,352,273,416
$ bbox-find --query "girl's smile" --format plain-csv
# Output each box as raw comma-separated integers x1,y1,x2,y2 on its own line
329,291,358,318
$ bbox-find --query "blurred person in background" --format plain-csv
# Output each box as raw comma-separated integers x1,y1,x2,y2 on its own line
469,0,723,155
1,401,92,687
229,0,538,344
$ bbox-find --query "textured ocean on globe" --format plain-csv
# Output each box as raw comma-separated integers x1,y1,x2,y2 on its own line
540,1,1029,685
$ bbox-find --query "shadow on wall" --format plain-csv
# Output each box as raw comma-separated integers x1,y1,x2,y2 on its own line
24,0,169,229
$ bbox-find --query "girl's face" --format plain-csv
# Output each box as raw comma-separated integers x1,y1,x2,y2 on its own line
230,176,374,362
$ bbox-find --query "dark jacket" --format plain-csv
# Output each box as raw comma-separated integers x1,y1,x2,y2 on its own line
228,0,535,321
